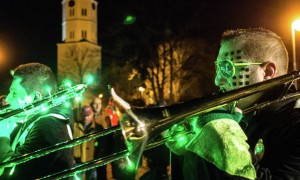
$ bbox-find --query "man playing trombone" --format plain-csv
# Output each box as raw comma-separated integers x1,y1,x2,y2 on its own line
0,62,73,179
166,28,300,179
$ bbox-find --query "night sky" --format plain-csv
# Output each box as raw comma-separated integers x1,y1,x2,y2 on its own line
0,0,300,91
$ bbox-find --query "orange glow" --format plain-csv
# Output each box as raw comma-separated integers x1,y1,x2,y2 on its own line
0,50,3,61
0,44,6,67
0,40,10,70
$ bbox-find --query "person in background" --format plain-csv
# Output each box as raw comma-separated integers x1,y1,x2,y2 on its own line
90,97,111,180
90,97,110,129
105,97,120,127
0,62,73,179
73,105,104,180
166,28,300,179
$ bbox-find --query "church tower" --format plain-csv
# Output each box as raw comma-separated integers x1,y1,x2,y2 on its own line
57,0,102,101
61,0,98,43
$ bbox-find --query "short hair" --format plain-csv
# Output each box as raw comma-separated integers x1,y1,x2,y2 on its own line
90,97,102,105
13,62,57,96
81,105,94,116
221,28,288,76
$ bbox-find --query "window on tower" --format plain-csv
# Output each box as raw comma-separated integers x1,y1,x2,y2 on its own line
70,9,75,16
82,9,87,16
82,30,87,39
70,31,75,39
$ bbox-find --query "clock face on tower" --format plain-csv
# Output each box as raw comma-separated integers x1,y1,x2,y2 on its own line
68,0,75,7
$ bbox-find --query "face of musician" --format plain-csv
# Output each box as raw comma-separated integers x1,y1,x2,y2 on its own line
215,42,265,91
6,76,35,110
91,97,102,114
6,62,57,111
214,41,276,109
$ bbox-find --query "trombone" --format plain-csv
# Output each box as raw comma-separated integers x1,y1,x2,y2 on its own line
0,84,87,120
1,70,300,179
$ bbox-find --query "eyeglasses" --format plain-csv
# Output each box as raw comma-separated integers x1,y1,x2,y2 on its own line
215,60,262,78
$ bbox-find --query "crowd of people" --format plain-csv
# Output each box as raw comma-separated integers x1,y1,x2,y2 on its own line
72,95,126,180
1,27,300,180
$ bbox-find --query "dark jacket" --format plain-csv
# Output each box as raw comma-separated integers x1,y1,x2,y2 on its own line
73,120,106,163
245,93,300,179
0,105,73,179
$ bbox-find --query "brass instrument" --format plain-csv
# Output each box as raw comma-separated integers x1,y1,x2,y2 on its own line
113,70,300,175
0,84,87,120
1,71,300,179
0,126,120,170
39,138,169,180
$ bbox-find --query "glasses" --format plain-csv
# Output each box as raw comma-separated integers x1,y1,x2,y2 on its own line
215,60,262,78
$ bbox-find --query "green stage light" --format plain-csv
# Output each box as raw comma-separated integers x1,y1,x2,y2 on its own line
123,15,136,25
61,79,72,87
45,86,52,96
9,165,16,175
126,156,135,171
64,101,71,108
75,96,82,102
84,74,94,85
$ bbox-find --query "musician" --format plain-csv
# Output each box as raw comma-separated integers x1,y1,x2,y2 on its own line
166,28,300,179
0,62,73,179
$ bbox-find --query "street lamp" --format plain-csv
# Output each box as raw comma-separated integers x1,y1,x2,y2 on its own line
138,86,145,98
291,19,300,71
291,19,300,90
138,86,145,92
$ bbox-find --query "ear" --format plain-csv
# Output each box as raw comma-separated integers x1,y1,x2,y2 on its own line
262,61,276,80
33,91,43,101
